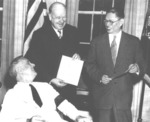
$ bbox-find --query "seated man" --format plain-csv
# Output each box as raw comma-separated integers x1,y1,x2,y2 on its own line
0,56,92,122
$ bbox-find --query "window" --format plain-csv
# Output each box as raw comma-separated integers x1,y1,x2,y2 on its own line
78,0,125,43
0,0,3,65
77,0,125,58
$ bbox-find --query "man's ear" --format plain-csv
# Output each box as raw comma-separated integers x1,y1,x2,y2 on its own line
49,14,52,21
120,18,124,26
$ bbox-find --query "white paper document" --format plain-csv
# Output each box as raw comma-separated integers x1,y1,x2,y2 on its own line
57,55,84,86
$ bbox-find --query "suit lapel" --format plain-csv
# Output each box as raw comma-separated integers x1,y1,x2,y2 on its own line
115,32,128,69
103,34,115,70
46,21,60,40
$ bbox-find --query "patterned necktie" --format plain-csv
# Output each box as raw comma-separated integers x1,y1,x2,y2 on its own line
30,84,43,107
111,36,117,65
58,30,62,39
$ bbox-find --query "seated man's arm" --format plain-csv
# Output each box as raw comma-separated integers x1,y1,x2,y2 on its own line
57,99,93,122
48,83,92,122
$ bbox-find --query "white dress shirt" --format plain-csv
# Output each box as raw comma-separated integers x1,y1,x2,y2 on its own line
109,31,140,74
0,82,80,122
109,31,122,57
53,27,63,38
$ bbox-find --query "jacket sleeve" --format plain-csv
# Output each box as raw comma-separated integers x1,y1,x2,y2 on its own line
135,38,146,80
85,40,103,84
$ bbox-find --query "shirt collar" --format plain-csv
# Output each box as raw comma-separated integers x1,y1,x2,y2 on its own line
109,30,122,38
109,31,122,52
52,26,63,36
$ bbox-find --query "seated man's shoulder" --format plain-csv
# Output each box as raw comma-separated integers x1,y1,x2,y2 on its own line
32,82,59,97
32,82,50,87
32,82,56,92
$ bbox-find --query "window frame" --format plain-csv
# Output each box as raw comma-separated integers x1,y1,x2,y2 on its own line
0,3,3,66
0,7,3,42
78,0,115,44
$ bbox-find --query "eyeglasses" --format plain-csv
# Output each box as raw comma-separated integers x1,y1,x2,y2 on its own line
104,19,120,25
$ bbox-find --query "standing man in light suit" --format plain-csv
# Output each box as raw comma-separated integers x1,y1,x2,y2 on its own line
0,56,92,122
85,8,146,122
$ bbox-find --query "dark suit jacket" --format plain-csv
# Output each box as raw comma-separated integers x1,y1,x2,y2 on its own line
85,32,145,110
25,20,80,103
141,36,150,76
25,20,80,83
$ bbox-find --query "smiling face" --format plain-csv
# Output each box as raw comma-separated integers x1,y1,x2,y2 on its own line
49,3,67,30
104,11,124,34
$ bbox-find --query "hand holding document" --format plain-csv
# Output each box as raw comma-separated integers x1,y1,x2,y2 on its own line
57,55,84,86
50,78,67,87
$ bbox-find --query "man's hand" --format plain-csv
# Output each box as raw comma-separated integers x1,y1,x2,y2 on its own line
76,116,93,122
75,111,93,122
72,53,81,60
128,63,139,74
50,78,67,87
144,74,150,85
30,115,45,122
101,75,112,84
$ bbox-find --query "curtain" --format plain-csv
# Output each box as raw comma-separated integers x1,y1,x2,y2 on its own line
123,0,149,122
123,0,148,39
0,0,16,105
0,0,27,105
66,0,79,27
14,0,27,57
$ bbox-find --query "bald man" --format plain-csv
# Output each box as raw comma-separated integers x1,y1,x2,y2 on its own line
25,2,81,105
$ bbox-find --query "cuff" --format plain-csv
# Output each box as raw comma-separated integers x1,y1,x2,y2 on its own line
57,100,79,120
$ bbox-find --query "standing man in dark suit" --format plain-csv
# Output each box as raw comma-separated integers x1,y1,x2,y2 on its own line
25,2,81,104
85,8,145,122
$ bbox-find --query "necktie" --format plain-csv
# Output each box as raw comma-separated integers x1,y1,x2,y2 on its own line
111,36,117,65
30,84,43,107
58,30,62,39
